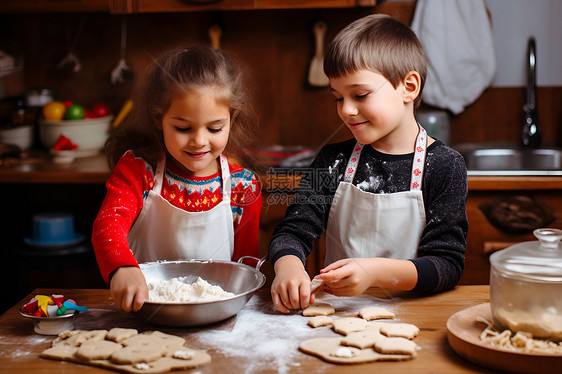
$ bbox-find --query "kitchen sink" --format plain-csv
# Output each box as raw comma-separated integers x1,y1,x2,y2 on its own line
453,143,562,176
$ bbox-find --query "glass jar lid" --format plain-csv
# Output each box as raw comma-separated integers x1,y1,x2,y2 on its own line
489,228,562,282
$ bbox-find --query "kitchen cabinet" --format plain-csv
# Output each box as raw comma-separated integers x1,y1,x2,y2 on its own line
0,0,376,14
127,0,376,14
461,176,562,285
0,0,109,13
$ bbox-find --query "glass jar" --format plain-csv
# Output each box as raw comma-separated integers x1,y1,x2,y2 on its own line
489,228,562,339
25,88,54,108
25,88,54,150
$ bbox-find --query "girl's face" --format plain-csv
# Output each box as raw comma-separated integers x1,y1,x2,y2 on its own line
330,69,416,153
161,87,231,177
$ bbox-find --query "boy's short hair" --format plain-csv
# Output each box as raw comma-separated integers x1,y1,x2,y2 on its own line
324,14,427,108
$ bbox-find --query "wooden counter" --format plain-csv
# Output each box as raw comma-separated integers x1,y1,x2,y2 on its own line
0,286,495,373
2,153,562,189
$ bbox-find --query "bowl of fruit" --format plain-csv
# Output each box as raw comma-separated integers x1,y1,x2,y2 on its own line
40,101,113,157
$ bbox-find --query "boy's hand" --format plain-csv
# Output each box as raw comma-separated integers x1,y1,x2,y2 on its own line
109,266,149,312
316,258,375,296
271,255,314,313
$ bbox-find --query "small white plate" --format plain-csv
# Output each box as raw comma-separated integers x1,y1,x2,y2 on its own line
20,310,77,335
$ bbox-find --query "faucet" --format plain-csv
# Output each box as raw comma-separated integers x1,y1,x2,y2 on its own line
521,37,542,148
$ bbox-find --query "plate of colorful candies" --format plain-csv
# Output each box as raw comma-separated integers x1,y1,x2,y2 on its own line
20,294,88,335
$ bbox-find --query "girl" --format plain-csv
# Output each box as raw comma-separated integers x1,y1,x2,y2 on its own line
92,47,262,312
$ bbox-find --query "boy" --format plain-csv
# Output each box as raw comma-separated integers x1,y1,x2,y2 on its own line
268,14,468,313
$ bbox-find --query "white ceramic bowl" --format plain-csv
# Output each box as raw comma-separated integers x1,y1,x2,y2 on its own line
0,125,33,150
39,115,113,157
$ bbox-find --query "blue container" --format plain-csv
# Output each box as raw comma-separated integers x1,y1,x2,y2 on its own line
24,212,84,248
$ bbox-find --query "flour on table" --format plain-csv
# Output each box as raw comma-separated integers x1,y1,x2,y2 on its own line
148,277,235,303
193,293,380,374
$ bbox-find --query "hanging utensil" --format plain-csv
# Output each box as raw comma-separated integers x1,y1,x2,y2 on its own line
112,99,133,128
209,24,222,49
521,37,541,147
308,21,329,87
111,17,134,85
58,17,84,73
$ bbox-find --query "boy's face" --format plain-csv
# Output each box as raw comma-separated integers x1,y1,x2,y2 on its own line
330,69,411,151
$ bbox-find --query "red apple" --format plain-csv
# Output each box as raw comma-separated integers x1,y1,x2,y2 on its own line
91,103,111,118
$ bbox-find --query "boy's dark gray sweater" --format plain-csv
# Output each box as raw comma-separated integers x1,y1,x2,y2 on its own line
268,138,468,294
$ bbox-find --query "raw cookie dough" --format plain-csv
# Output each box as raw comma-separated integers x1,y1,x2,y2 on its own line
379,323,420,339
76,340,123,360
358,307,395,321
53,329,108,347
310,279,324,293
121,331,186,350
372,335,419,356
332,317,370,335
303,302,335,316
107,328,138,343
110,343,168,364
308,316,333,328
342,326,384,349
299,337,412,364
40,329,211,374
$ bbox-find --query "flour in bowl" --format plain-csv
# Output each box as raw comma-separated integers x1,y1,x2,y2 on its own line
148,277,235,302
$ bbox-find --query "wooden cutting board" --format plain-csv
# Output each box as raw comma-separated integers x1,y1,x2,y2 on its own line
447,303,562,374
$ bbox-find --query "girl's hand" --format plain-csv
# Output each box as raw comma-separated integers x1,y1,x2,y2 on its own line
316,258,376,296
109,266,149,312
271,255,314,313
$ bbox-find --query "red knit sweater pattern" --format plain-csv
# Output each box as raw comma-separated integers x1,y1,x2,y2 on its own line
92,151,262,283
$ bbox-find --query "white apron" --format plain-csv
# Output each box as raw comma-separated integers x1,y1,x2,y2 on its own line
324,126,428,266
128,154,234,263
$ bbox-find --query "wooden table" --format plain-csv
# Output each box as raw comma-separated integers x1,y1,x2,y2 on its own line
0,286,494,373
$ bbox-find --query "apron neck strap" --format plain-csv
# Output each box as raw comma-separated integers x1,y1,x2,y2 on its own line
219,154,231,200
342,124,428,190
153,155,166,195
152,154,231,199
410,124,427,191
343,144,364,183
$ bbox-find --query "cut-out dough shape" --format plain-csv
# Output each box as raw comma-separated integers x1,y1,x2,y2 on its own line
76,340,122,360
54,330,108,347
358,307,395,321
341,326,384,349
308,316,333,328
310,278,324,293
372,335,419,356
299,337,413,364
110,343,168,364
332,317,370,335
303,302,335,316
379,323,420,339
40,329,212,374
107,328,138,343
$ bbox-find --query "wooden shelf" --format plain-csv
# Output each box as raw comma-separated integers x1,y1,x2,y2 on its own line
0,154,111,184
468,176,562,191
0,0,376,14
121,0,375,14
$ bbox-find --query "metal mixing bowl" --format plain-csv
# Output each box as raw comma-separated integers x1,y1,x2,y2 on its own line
135,258,266,326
